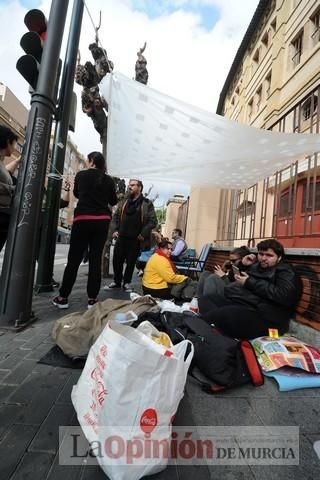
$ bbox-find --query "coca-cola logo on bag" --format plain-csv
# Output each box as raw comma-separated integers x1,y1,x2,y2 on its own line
140,408,158,433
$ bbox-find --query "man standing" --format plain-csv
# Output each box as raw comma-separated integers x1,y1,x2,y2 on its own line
105,179,157,291
170,228,188,262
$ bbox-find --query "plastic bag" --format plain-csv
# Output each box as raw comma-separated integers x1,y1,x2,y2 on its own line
72,320,193,480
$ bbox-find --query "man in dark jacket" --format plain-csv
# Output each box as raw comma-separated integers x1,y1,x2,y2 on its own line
199,239,301,339
105,179,157,291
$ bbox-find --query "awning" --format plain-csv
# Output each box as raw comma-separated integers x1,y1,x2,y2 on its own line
100,72,320,189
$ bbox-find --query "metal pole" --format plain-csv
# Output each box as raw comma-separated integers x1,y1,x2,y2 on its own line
0,0,69,328
35,0,84,293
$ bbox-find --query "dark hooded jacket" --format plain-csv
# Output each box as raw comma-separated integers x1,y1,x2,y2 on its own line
224,261,301,331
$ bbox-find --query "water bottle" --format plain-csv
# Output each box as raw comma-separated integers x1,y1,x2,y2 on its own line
113,311,138,325
114,312,128,324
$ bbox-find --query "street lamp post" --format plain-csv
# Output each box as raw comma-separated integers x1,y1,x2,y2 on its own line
35,0,84,293
0,0,69,328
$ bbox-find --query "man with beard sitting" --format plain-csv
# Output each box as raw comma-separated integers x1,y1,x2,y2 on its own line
199,239,301,339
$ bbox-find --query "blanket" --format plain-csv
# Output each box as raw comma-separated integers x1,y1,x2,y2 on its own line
52,296,159,359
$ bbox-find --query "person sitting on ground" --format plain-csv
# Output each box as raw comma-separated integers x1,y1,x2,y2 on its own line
142,239,188,299
170,228,188,263
197,246,256,298
198,239,301,340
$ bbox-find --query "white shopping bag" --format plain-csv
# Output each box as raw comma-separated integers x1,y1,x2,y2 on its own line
71,319,193,480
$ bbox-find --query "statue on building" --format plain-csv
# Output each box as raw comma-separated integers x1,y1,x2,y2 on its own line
135,42,148,85
75,43,113,140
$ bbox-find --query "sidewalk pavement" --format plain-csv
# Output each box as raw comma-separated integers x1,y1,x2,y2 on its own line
0,267,320,479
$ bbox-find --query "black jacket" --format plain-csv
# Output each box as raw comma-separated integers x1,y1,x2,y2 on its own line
110,196,157,250
224,261,301,331
73,169,117,217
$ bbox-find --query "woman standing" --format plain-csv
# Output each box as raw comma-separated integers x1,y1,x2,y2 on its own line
0,125,19,253
53,152,117,309
142,240,188,299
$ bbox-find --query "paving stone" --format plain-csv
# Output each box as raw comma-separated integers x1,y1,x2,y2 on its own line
249,397,320,434
12,379,71,426
0,424,38,480
189,396,263,427
0,368,9,382
0,384,17,402
0,342,22,360
46,453,84,480
9,451,55,480
56,372,82,405
2,359,38,385
208,466,255,479
6,366,71,405
0,404,23,440
21,333,52,350
29,403,76,453
24,343,53,361
80,463,110,480
0,351,27,369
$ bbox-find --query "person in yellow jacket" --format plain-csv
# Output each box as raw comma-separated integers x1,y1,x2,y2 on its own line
142,240,188,299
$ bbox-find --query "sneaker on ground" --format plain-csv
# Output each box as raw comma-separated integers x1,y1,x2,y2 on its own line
123,283,133,292
52,296,69,309
103,281,121,290
88,298,98,309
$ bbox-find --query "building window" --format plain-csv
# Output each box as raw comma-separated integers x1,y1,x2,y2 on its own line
301,182,320,212
291,31,303,67
261,30,269,48
265,72,272,98
253,48,260,64
248,99,253,120
256,86,262,110
279,191,290,217
231,96,235,106
311,10,320,45
270,18,276,34
302,94,318,120
235,86,240,95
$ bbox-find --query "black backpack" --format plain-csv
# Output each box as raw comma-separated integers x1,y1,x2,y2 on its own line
159,311,264,394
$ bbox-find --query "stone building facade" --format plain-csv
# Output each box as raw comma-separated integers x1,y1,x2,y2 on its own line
179,0,320,253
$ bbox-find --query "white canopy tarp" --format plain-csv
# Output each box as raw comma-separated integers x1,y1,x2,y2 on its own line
100,72,320,189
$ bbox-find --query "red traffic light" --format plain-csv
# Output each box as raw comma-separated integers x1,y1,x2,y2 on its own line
24,9,47,38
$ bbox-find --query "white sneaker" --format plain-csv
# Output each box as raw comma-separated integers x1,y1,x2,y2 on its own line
103,281,121,290
123,283,133,292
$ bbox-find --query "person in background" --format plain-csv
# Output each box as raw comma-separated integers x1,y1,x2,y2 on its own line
0,125,19,253
53,152,117,309
170,228,188,263
199,239,301,339
105,179,157,292
142,240,188,299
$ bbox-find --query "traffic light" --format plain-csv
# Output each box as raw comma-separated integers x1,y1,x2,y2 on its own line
16,9,47,90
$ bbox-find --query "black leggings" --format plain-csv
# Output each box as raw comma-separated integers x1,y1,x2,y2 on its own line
0,213,10,253
113,236,140,285
59,219,109,299
199,295,269,340
142,285,173,300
